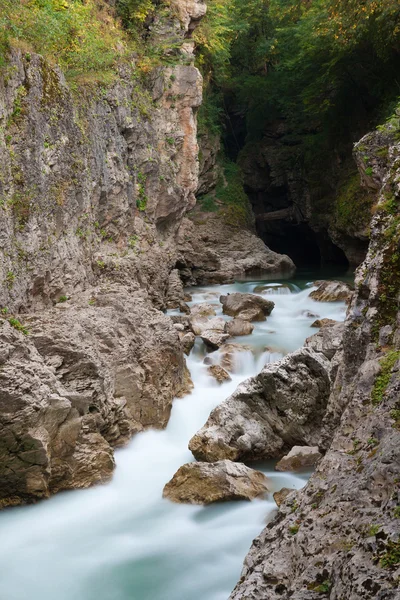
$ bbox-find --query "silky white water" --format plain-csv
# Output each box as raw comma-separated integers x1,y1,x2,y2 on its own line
0,272,347,600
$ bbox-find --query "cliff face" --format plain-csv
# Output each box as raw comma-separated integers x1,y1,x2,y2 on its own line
0,0,205,507
230,119,400,599
239,130,374,267
0,0,292,507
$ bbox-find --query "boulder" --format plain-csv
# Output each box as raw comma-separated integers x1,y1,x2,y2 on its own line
162,460,269,504
190,303,216,318
207,365,231,383
189,347,332,463
305,322,345,360
275,446,322,472
220,293,274,322
190,315,226,336
310,280,353,303
189,325,345,463
311,318,338,328
273,487,292,507
201,330,230,350
181,331,195,355
227,318,254,337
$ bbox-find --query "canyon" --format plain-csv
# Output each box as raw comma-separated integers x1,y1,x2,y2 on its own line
0,1,399,599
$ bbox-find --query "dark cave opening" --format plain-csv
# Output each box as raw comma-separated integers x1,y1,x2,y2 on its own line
256,219,349,268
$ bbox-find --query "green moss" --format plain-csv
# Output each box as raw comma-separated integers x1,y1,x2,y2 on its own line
8,317,29,335
390,408,400,429
307,580,332,593
5,270,14,289
334,172,374,233
288,524,300,535
371,350,400,405
380,540,400,568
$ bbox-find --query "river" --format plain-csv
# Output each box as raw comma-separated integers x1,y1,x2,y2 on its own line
0,270,348,600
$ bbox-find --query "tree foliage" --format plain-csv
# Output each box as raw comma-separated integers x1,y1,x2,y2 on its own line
196,0,400,152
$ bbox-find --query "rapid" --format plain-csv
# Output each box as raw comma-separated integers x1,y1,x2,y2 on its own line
0,272,348,600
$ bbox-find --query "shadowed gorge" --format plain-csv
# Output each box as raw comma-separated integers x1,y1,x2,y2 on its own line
0,1,399,599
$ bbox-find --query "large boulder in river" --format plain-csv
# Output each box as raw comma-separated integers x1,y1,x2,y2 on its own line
227,318,254,337
220,293,274,322
309,280,353,303
190,315,226,336
190,303,216,318
189,325,344,463
163,460,269,504
201,330,229,350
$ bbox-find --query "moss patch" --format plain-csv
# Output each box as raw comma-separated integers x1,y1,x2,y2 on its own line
371,350,400,405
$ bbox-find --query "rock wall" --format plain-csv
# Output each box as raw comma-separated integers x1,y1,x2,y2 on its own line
0,0,292,507
229,119,400,598
239,126,373,267
0,1,205,507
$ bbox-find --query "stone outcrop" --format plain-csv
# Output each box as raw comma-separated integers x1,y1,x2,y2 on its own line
0,284,189,506
275,446,322,472
163,460,269,504
229,119,400,599
220,293,275,322
0,2,205,507
189,324,344,463
310,280,353,303
177,210,295,286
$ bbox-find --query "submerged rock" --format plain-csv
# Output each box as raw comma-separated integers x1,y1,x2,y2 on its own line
275,446,322,472
310,280,353,303
163,460,269,504
207,365,231,384
220,293,274,322
219,343,253,373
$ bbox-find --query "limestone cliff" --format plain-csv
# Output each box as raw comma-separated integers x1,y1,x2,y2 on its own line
230,115,400,599
0,0,291,507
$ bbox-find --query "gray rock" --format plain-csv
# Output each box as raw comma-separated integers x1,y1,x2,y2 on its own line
310,280,353,303
227,318,255,337
163,460,269,504
229,123,400,600
207,365,231,384
275,446,322,472
189,346,334,463
201,330,230,350
181,332,195,356
220,293,274,322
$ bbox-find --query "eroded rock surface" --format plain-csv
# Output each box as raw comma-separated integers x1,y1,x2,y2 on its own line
207,365,231,384
189,325,344,463
220,293,274,322
163,460,269,504
310,280,353,303
177,211,295,286
275,446,322,472
229,120,400,600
